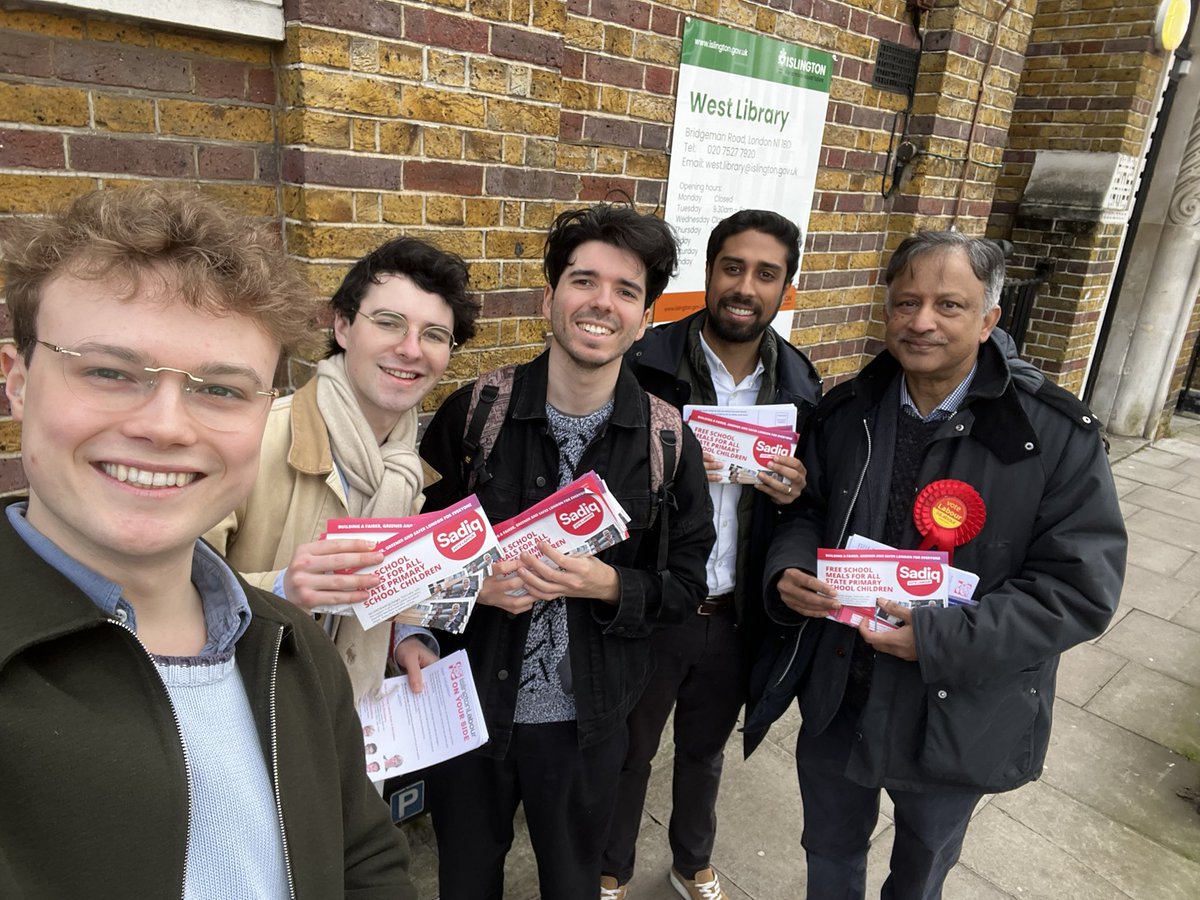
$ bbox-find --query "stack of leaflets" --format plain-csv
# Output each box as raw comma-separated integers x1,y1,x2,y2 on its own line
321,495,501,634
845,535,979,608
816,547,950,633
491,471,630,596
682,405,798,485
358,650,489,781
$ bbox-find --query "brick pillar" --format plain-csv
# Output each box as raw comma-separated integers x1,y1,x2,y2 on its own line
987,1,1169,395
889,0,1036,235
1007,217,1124,395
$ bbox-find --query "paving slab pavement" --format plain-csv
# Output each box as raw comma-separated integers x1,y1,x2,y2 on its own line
408,415,1200,898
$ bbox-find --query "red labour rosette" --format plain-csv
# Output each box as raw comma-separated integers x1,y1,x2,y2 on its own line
913,479,986,565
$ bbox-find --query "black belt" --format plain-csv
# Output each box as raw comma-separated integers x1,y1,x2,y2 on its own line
698,593,734,615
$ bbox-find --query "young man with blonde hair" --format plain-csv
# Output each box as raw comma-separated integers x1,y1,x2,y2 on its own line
0,186,414,899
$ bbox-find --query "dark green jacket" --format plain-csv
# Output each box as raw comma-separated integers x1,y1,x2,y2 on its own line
0,509,414,900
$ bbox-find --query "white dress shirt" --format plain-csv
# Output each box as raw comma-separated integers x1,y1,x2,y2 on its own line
698,332,764,597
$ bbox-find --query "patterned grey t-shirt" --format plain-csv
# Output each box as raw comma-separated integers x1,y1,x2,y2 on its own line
513,398,614,724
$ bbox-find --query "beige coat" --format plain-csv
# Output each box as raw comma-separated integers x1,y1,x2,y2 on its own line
205,378,437,699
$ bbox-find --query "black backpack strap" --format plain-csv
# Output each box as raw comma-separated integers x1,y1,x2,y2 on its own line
458,384,496,472
655,425,677,572
461,365,517,493
645,392,682,572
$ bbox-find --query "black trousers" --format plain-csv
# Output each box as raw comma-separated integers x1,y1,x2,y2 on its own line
795,706,981,900
601,606,745,883
429,720,627,900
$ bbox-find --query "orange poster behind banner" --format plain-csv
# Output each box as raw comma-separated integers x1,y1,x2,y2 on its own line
651,284,797,325
653,290,706,324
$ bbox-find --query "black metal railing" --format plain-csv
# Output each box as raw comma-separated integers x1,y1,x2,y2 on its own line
998,261,1052,354
1179,328,1200,414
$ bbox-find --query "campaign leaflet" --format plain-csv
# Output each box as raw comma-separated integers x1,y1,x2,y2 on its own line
845,534,979,607
817,548,949,633
682,402,797,431
358,650,488,781
491,471,630,598
682,408,799,485
324,495,500,632
325,505,494,632
308,514,432,618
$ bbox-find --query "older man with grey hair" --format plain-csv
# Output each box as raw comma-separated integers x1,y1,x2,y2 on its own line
760,230,1126,899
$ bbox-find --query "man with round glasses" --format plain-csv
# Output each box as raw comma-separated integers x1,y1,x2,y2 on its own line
0,186,414,897
207,236,480,703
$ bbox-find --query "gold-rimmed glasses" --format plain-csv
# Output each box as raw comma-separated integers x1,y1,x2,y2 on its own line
357,310,457,350
35,340,278,433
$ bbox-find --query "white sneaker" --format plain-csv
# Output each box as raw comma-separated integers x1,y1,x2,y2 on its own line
600,874,628,899
669,866,728,900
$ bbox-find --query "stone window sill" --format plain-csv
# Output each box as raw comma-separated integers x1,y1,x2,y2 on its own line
46,0,284,42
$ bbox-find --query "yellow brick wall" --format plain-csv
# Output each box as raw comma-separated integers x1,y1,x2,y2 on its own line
0,7,284,493
0,0,1176,492
988,1,1166,384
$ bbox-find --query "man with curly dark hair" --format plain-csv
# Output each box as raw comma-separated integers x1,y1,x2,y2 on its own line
207,235,481,702
418,203,716,899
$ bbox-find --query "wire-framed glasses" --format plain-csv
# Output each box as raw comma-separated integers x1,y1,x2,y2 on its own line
35,340,278,433
357,310,457,350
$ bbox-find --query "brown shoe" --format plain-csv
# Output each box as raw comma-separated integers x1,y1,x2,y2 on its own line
600,874,628,900
669,866,729,900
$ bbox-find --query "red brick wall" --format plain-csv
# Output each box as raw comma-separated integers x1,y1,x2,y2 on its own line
0,8,282,215
795,0,1036,384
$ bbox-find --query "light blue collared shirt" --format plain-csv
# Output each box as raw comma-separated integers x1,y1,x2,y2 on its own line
899,363,977,423
6,502,252,658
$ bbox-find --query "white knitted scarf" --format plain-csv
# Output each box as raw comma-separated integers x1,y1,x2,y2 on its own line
315,354,424,701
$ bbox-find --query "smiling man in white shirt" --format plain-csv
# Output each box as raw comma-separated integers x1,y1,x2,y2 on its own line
607,209,822,900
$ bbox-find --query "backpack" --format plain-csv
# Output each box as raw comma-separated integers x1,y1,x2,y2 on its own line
460,364,683,571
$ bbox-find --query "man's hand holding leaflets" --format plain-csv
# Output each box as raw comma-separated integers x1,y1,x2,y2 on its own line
307,471,632,628
683,403,805,503
322,472,633,781
790,479,987,661
357,650,489,781
482,471,631,609
281,537,387,611
320,495,501,635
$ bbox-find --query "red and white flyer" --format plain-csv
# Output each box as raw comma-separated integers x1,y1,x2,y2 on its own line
358,650,488,781
845,534,979,607
492,471,630,597
324,495,500,632
817,548,949,632
683,408,799,485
